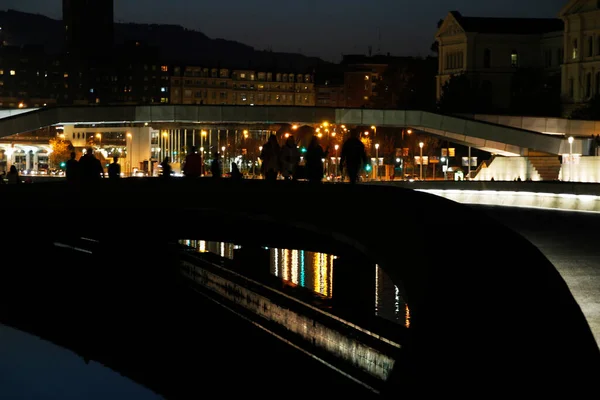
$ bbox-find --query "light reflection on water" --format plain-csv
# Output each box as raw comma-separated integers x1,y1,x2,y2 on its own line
181,240,409,326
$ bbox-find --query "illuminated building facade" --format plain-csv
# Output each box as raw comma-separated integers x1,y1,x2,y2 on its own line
435,11,563,111
170,67,315,106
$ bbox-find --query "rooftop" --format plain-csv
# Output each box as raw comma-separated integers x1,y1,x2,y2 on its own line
450,11,564,35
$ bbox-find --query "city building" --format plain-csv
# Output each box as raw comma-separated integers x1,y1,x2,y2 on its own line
170,67,315,106
341,55,391,108
63,0,114,56
0,45,79,108
315,66,346,107
86,41,171,105
435,11,563,111
560,0,600,109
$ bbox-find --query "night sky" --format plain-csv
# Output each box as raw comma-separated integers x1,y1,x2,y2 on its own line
5,0,568,61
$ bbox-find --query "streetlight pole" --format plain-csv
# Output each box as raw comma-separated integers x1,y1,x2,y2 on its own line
221,146,226,173
127,132,132,177
568,136,574,182
334,144,339,181
375,143,380,180
419,142,424,181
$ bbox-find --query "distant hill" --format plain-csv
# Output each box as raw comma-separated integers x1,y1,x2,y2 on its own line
0,9,328,72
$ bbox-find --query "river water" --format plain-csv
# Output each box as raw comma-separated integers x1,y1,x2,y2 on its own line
181,240,410,327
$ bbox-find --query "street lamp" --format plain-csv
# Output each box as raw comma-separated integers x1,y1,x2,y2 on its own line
292,125,298,130
126,132,132,176
568,136,574,182
201,130,207,150
568,136,574,155
243,130,249,139
375,143,380,180
419,142,424,181
334,143,340,171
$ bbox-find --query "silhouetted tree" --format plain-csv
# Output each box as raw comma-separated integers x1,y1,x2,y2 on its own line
437,74,492,114
430,19,444,55
511,69,561,117
369,57,437,111
569,95,600,120
49,138,74,169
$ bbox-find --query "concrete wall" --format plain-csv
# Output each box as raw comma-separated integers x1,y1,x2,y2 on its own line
560,156,600,183
180,258,397,382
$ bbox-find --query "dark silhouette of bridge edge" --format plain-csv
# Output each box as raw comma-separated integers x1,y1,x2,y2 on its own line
1,179,598,397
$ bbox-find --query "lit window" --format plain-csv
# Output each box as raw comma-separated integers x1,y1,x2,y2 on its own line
0,69,3,75
240,73,246,79
64,73,69,78
510,51,519,67
160,97,169,103
10,70,16,76
161,65,168,72
161,87,167,92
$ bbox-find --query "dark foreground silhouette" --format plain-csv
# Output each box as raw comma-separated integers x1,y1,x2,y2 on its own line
1,178,598,398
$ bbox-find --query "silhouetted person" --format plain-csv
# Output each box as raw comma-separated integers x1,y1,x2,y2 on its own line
211,152,222,178
341,130,367,184
160,157,172,178
280,135,300,180
230,162,242,180
260,134,280,181
305,136,328,183
108,156,121,179
78,148,104,182
65,151,79,183
183,146,203,178
6,165,20,184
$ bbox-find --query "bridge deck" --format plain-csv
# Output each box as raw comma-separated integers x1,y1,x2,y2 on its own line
0,105,577,155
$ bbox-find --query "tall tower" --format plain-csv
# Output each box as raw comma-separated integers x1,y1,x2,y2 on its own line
63,0,114,56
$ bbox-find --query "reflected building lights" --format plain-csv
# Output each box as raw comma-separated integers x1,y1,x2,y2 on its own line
180,240,405,323
283,249,290,282
300,251,305,287
291,249,299,285
328,254,334,298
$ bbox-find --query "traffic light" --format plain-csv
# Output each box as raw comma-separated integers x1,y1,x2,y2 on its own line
60,162,66,168
301,147,307,154
365,164,372,172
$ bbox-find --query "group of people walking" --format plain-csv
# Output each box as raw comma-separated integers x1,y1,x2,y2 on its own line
259,129,368,184
65,148,121,183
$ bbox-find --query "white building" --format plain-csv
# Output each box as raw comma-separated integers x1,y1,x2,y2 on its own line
435,11,563,111
560,0,600,109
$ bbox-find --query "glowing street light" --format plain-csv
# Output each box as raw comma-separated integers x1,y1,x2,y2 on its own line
568,136,574,155
375,143,380,180
292,124,298,130
419,142,424,181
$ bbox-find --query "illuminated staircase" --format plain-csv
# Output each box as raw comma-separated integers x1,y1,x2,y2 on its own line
529,157,562,181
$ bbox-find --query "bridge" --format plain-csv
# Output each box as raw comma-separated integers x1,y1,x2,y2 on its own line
0,105,587,156
1,179,598,397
